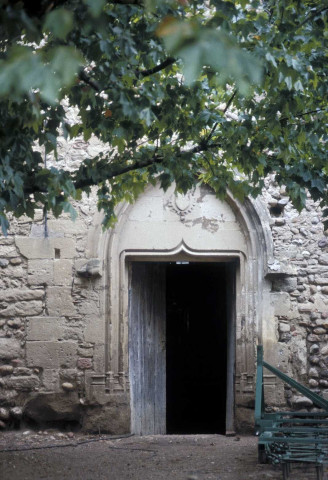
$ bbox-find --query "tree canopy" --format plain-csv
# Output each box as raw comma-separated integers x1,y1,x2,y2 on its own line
0,0,327,234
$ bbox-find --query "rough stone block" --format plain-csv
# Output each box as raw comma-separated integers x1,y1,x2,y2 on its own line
16,238,53,259
24,392,81,423
10,407,23,419
76,258,101,278
1,289,44,302
26,317,64,341
307,334,321,342
26,341,77,369
62,382,75,391
314,276,328,285
291,395,313,409
77,345,93,358
46,287,76,316
7,319,22,329
310,344,320,354
312,294,328,312
77,358,92,370
42,369,60,391
0,301,43,317
271,292,294,317
0,408,9,420
82,394,130,433
272,277,297,293
53,259,72,286
0,237,14,245
298,303,314,313
52,238,76,259
0,339,22,360
0,245,18,257
234,407,254,434
315,320,328,329
309,367,319,378
28,260,53,285
30,224,62,238
4,265,26,279
3,375,40,391
16,237,76,260
290,339,307,376
77,300,99,316
0,365,14,376
59,368,78,383
279,322,290,333
309,378,319,388
14,367,32,376
319,254,328,265
313,327,326,335
0,389,18,403
47,219,85,236
84,317,104,344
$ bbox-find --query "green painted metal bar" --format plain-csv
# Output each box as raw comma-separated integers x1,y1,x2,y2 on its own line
260,436,328,444
273,419,328,425
255,345,265,424
273,412,328,418
256,345,328,411
256,345,328,474
262,359,328,411
262,427,328,433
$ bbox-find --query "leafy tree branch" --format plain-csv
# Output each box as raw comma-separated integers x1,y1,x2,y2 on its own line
137,57,176,78
0,0,327,234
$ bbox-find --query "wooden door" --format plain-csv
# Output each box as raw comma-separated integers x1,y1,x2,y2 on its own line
129,263,166,435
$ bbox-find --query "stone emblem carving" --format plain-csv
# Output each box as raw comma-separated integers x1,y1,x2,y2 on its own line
167,190,196,221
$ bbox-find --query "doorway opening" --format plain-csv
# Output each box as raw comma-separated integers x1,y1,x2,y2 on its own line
166,262,230,434
129,260,236,435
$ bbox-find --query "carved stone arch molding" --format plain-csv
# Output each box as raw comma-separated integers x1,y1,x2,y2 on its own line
86,183,273,431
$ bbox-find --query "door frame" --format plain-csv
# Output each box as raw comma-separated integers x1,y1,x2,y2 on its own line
123,243,240,434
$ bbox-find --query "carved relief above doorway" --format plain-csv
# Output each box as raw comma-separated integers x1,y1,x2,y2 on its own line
166,190,197,221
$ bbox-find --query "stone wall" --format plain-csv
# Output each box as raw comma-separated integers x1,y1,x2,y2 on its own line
0,165,327,431
261,177,328,410
0,195,118,431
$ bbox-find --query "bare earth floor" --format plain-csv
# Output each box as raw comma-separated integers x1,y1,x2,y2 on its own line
0,432,326,480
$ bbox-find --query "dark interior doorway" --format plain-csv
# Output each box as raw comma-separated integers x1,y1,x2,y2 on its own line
166,262,229,434
129,260,235,435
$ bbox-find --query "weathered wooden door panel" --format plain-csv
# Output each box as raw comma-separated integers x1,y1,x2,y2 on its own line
129,263,166,435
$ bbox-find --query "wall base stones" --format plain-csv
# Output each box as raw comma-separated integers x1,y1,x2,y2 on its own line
235,408,255,434
24,392,82,424
81,394,130,434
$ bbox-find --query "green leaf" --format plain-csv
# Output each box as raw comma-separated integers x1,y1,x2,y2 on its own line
83,0,106,17
44,9,74,40
140,108,154,126
0,0,327,231
179,44,202,85
265,52,277,67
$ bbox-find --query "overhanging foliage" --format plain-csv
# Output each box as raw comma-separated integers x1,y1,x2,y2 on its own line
0,0,327,234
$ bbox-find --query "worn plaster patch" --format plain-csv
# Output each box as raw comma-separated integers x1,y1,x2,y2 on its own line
184,216,220,233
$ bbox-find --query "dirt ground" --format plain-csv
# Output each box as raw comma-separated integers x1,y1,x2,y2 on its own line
0,431,325,480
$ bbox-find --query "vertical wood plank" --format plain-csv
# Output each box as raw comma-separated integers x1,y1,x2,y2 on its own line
129,263,166,435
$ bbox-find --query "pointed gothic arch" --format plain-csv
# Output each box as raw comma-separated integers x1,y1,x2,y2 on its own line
86,183,273,432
